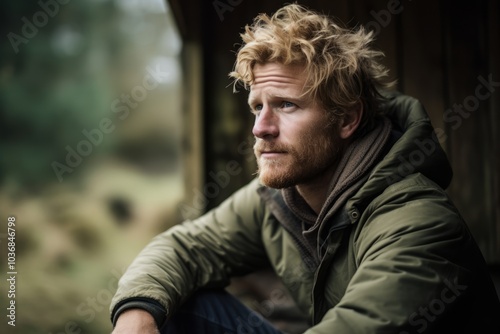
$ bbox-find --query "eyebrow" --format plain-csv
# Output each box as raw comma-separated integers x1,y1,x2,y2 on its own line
248,92,308,107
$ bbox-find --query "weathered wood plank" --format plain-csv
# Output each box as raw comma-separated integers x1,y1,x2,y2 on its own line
400,0,445,132
442,0,496,262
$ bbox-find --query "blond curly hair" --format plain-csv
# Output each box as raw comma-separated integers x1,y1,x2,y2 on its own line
229,3,393,134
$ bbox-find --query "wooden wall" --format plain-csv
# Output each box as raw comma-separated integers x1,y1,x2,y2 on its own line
169,0,500,264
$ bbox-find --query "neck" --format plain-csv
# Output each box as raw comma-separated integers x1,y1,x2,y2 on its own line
295,166,337,214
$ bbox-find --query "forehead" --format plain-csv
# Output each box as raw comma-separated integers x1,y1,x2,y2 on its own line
248,63,307,101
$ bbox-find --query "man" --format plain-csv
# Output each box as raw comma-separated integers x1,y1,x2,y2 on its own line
110,4,500,333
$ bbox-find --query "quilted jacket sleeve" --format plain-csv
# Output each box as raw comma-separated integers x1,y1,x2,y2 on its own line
109,178,268,320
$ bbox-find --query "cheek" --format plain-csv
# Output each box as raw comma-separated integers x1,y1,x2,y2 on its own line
281,111,334,144
301,118,331,140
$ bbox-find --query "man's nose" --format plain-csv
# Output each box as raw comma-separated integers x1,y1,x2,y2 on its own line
252,107,279,139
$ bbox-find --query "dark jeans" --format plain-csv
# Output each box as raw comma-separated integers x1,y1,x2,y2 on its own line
160,289,284,334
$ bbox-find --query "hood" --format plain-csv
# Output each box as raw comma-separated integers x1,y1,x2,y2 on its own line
348,91,453,211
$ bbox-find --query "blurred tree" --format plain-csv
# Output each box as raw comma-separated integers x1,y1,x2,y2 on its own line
1,1,114,189
0,0,182,191
0,1,184,333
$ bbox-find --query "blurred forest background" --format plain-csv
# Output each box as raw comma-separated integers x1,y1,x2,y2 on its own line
0,0,185,333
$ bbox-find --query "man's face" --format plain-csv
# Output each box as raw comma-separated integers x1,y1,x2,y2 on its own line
249,62,343,189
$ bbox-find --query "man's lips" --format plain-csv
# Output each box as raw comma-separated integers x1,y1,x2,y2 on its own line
254,141,288,157
258,151,287,158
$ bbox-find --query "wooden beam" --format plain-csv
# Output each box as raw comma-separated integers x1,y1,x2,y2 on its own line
166,0,201,41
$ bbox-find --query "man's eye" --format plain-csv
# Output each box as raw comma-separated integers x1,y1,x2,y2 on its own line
250,104,263,115
281,101,296,108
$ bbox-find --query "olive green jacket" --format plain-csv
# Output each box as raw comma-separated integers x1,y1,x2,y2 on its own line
110,93,500,333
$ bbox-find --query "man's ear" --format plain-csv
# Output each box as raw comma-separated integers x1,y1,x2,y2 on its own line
339,103,363,139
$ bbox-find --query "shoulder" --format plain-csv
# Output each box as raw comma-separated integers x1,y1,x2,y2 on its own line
353,173,468,261
371,172,451,206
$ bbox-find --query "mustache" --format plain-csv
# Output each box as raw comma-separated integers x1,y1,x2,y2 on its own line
253,140,290,153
